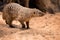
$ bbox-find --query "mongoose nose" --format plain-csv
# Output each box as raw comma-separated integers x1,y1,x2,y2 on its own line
39,12,45,16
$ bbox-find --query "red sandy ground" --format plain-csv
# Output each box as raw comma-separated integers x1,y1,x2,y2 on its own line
0,12,60,40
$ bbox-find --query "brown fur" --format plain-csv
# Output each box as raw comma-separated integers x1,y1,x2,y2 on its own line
3,3,44,29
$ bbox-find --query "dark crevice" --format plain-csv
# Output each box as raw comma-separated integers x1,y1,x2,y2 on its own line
29,0,46,13
29,0,36,8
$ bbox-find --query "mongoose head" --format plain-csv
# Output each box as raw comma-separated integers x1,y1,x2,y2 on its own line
32,8,45,17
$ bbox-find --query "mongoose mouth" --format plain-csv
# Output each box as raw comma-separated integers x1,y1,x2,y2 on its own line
40,13,44,16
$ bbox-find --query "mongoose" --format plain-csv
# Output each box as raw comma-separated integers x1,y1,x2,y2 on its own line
3,3,45,29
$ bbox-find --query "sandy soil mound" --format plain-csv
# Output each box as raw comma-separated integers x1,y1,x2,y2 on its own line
0,12,60,40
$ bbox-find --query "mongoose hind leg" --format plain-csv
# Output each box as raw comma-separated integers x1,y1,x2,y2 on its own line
5,20,14,28
20,22,25,28
26,21,30,29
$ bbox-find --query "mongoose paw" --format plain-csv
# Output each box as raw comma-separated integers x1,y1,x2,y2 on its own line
26,27,30,29
22,26,25,28
9,25,15,28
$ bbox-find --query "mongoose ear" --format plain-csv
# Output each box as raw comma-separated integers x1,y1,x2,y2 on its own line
34,12,36,14
33,11,36,14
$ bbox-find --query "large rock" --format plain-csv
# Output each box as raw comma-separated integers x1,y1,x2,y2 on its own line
0,0,60,13
44,0,60,13
31,0,60,13
20,0,60,13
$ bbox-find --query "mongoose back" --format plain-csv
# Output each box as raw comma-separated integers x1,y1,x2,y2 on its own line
3,3,45,29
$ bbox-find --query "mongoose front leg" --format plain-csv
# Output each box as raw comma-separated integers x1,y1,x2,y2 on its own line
20,22,25,28
5,20,14,28
26,21,29,29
